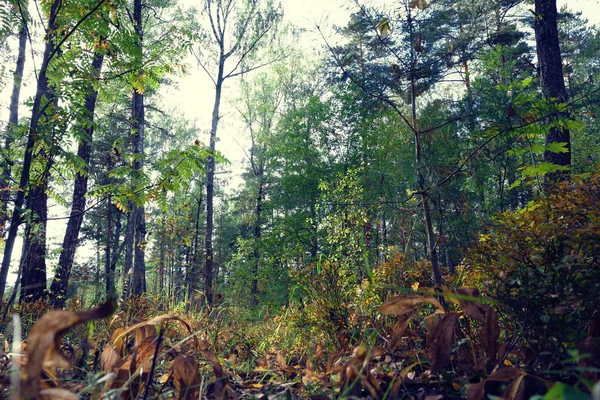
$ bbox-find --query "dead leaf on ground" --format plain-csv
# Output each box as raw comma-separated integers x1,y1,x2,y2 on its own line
173,354,201,400
21,298,115,399
428,313,459,373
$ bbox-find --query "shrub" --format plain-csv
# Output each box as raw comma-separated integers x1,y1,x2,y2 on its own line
466,170,600,362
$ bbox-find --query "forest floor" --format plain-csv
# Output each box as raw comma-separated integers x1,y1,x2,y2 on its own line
1,288,598,400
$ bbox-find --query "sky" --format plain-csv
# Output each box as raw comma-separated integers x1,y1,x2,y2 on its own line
0,0,599,286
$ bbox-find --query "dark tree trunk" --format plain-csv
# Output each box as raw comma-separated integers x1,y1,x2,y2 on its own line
0,21,27,239
122,206,135,298
187,194,202,300
0,0,60,298
130,0,146,297
205,68,224,307
105,196,113,297
50,51,104,308
20,185,48,302
251,182,264,304
534,0,571,180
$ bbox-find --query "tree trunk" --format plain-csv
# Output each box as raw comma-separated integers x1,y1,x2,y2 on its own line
122,207,135,298
20,185,48,302
251,181,264,305
0,0,60,298
408,9,442,288
0,20,27,239
130,0,146,297
205,61,224,307
188,194,202,300
105,196,113,297
534,0,571,180
50,51,104,308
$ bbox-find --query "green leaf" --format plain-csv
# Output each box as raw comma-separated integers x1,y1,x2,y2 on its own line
544,382,589,400
546,142,569,153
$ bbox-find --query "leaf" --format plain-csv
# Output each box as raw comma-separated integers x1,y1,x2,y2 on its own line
173,355,201,400
100,344,121,373
467,381,486,400
544,382,590,400
39,388,80,400
487,367,526,381
379,295,444,316
455,287,490,322
546,141,569,154
391,311,416,350
480,308,500,363
201,347,234,400
429,313,459,373
21,299,115,398
502,374,525,400
409,0,428,9
112,314,194,348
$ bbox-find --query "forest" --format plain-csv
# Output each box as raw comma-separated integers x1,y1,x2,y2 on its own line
0,0,599,398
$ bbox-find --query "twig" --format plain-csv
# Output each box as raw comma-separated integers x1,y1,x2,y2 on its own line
141,330,164,400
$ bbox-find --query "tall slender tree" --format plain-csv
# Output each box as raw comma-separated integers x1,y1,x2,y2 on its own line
197,0,281,306
50,50,105,308
0,0,27,239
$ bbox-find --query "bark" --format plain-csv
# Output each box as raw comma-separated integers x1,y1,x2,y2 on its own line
251,181,264,304
105,196,113,297
205,63,224,307
122,206,135,298
0,0,60,298
20,184,48,302
0,21,27,239
50,51,104,308
130,0,147,296
187,194,202,300
534,0,571,180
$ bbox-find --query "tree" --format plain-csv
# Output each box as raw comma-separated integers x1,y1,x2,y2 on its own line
50,49,105,308
0,0,108,300
0,0,27,239
196,0,281,306
534,0,571,181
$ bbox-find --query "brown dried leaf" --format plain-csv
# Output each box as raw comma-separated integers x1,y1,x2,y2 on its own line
391,311,415,350
201,348,234,400
379,295,444,316
22,299,114,399
276,352,287,369
108,337,159,399
467,381,486,400
39,387,80,400
100,344,121,373
455,287,491,322
487,367,526,381
173,355,201,400
113,314,194,348
425,309,445,341
502,374,525,400
110,327,126,355
135,325,158,348
480,308,500,364
428,312,459,373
